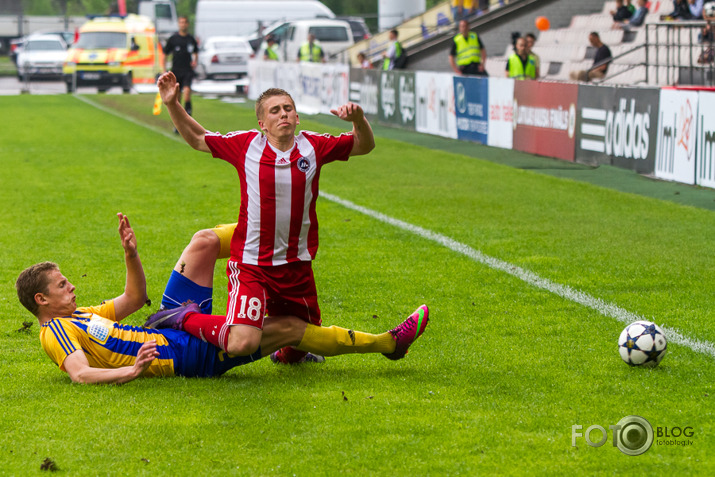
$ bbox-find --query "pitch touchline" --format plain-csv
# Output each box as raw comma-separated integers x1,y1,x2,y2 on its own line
75,95,714,359
321,192,715,360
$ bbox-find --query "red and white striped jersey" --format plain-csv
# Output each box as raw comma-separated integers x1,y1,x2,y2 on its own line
205,129,354,266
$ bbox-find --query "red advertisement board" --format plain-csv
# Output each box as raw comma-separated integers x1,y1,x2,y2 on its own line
512,81,578,161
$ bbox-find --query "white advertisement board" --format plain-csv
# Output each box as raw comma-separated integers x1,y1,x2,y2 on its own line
415,71,457,139
654,89,699,185
487,77,515,149
247,61,349,116
696,91,715,189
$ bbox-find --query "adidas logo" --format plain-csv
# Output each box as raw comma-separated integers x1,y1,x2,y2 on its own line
276,157,289,165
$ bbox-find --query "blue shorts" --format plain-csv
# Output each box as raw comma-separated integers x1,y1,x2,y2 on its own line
159,329,262,377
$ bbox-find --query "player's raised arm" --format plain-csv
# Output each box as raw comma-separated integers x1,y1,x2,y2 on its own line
157,72,211,153
330,102,375,156
112,213,149,320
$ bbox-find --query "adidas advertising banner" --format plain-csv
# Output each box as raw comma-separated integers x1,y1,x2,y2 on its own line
696,91,715,189
348,68,380,120
575,85,659,173
610,87,659,174
379,71,417,130
512,81,577,161
453,76,489,144
415,71,458,139
487,78,515,149
655,89,699,185
575,84,617,166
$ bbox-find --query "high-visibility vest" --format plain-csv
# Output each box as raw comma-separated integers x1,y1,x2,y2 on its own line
507,53,537,79
265,44,279,61
299,42,323,62
382,41,403,70
453,32,481,66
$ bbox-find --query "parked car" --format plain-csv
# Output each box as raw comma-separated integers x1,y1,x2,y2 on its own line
197,36,253,79
284,19,354,61
336,16,371,43
9,31,73,65
16,34,69,80
246,20,292,53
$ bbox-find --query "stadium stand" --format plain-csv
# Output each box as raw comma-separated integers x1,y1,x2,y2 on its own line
487,0,714,86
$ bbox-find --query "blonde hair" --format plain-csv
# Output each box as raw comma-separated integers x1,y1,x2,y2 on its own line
255,88,296,120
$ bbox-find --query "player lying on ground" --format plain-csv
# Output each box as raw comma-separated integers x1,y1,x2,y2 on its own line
15,214,429,384
157,72,376,364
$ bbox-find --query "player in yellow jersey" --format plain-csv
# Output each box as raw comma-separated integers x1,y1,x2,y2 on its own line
16,214,429,384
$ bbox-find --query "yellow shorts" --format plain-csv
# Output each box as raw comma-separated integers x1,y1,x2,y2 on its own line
211,223,236,259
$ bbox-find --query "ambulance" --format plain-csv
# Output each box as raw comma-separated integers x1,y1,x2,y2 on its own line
63,14,163,93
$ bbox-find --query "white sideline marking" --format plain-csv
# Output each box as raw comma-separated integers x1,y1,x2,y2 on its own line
75,95,715,359
321,192,715,360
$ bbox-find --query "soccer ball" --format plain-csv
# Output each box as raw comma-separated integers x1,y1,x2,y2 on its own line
618,321,667,367
705,2,715,20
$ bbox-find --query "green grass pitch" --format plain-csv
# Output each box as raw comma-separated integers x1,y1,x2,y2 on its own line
0,94,713,475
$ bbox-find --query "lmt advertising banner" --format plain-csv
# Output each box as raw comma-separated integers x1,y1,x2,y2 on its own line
696,91,715,189
415,71,457,139
512,81,577,161
655,88,699,185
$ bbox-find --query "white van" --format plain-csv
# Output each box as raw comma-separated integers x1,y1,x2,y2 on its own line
283,18,353,62
194,0,334,42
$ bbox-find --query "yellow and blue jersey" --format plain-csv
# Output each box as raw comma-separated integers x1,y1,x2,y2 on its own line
40,300,261,378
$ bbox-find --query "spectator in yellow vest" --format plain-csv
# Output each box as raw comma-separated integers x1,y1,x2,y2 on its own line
297,33,325,63
449,19,487,76
263,35,280,61
382,30,405,70
505,37,537,79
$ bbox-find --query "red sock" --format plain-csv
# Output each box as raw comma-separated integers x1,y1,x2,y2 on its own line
274,346,308,364
183,312,230,351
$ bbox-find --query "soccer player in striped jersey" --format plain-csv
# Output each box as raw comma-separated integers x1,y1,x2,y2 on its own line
155,71,425,363
16,214,429,384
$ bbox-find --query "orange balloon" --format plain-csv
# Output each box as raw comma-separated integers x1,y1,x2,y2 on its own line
535,16,550,31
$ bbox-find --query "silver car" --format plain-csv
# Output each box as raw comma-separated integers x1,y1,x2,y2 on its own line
197,36,253,79
16,34,68,80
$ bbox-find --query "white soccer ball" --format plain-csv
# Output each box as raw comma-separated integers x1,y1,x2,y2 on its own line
618,321,667,367
705,2,715,20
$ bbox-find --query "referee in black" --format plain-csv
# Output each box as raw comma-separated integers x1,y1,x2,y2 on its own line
163,16,199,117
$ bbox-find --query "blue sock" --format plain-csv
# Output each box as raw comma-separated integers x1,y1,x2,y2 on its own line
162,270,213,314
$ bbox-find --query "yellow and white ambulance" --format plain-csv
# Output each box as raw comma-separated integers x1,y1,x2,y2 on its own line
63,14,163,93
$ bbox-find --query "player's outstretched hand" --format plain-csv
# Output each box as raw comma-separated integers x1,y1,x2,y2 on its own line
330,102,365,123
133,340,159,376
117,212,138,258
157,71,180,105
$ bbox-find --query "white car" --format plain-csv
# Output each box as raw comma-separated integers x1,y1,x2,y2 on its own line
197,36,253,79
16,34,68,80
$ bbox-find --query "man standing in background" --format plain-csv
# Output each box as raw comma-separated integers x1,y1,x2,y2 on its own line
164,16,199,117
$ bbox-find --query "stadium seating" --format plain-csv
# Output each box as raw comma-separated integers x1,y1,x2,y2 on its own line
488,0,711,86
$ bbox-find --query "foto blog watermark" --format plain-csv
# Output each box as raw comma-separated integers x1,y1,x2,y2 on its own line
571,415,694,456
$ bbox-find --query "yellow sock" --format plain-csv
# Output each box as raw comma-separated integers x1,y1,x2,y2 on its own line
297,325,395,356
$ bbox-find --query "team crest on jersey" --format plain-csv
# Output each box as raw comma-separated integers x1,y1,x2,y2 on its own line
297,157,310,173
87,315,111,344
